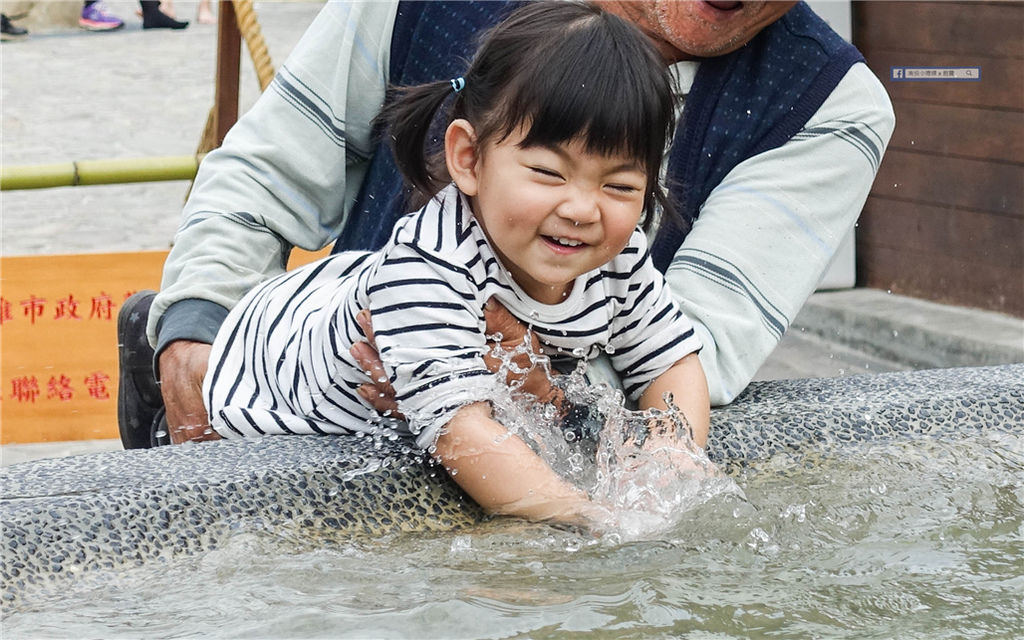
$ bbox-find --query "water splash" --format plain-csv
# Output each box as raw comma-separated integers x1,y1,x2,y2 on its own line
485,331,744,540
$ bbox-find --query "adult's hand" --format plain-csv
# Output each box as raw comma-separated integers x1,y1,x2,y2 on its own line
351,310,401,417
351,298,564,414
481,298,562,408
158,340,218,443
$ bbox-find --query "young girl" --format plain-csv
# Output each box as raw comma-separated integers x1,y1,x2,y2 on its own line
204,1,709,529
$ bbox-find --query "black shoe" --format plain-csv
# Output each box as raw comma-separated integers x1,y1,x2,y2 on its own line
140,1,188,29
1,14,28,40
117,290,164,449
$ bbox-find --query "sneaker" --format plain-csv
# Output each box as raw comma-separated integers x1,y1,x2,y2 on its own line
117,291,164,449
1,14,28,40
79,2,124,31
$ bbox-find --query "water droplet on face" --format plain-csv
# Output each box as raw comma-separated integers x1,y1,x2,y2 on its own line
604,344,616,355
572,347,586,358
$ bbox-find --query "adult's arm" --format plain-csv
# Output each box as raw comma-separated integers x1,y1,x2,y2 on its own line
148,1,398,353
668,62,895,405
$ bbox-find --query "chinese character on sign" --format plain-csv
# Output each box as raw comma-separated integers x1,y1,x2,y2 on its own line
84,371,111,400
47,375,75,401
0,297,12,325
123,290,138,301
54,294,83,321
20,295,46,324
11,376,41,403
90,292,115,321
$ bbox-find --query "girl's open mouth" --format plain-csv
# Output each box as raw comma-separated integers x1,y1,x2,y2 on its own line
543,235,587,253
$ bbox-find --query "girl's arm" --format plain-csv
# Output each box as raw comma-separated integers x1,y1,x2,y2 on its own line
434,401,609,528
637,352,710,448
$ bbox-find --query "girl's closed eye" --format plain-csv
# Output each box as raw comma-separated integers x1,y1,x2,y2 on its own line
529,166,565,181
607,182,641,193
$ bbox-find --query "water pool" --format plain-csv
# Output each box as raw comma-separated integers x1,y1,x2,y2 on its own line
6,431,1021,639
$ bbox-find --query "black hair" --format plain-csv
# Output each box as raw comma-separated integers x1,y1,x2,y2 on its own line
376,1,677,230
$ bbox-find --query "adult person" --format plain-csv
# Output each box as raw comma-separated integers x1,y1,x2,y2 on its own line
117,0,894,448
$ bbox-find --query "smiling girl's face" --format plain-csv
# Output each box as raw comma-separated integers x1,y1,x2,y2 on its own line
447,120,647,305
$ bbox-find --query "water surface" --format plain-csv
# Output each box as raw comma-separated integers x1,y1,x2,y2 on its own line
7,432,1021,639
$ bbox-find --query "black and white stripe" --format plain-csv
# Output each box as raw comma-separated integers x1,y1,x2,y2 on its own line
206,184,701,449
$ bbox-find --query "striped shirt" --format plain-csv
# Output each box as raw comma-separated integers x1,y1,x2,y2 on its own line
204,184,701,449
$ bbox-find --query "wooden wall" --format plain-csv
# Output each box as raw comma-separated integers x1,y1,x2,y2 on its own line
852,1,1023,317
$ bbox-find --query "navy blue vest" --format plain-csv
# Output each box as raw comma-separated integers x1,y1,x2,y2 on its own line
335,1,863,273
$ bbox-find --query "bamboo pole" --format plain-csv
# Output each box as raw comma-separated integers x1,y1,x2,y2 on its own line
0,155,205,191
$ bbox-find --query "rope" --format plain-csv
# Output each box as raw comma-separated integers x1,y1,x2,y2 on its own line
233,0,275,92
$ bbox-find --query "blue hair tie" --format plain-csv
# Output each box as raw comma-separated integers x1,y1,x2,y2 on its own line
450,77,466,93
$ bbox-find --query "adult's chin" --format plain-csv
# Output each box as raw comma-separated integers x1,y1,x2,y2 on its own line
656,1,797,59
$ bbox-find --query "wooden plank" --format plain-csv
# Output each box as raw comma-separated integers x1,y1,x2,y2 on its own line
861,50,1023,111
857,198,1024,268
854,1,1024,58
888,102,1024,164
214,0,241,147
870,149,1023,216
856,244,1024,316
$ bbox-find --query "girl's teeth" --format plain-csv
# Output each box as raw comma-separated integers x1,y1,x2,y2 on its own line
551,237,582,247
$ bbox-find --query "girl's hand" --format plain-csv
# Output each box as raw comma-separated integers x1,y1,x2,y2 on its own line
436,402,609,530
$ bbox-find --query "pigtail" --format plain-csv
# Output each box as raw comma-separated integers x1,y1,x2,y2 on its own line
374,80,458,203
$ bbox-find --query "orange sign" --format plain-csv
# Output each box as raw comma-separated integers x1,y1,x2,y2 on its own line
0,247,331,444
0,251,166,443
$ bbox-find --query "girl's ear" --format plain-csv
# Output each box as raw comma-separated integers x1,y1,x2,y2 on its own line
445,119,480,196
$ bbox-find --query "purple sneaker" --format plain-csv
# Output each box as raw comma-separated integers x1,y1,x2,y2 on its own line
79,1,124,31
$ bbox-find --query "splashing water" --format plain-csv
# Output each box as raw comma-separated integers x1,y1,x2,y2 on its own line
482,332,744,540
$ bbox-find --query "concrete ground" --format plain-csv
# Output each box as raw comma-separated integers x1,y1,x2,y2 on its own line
2,2,1022,466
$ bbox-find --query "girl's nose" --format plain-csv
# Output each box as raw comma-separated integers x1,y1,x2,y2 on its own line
557,187,601,225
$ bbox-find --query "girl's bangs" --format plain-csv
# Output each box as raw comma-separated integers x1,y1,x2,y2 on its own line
494,18,672,171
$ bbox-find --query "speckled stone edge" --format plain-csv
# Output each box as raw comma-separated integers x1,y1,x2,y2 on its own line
3,364,1022,604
